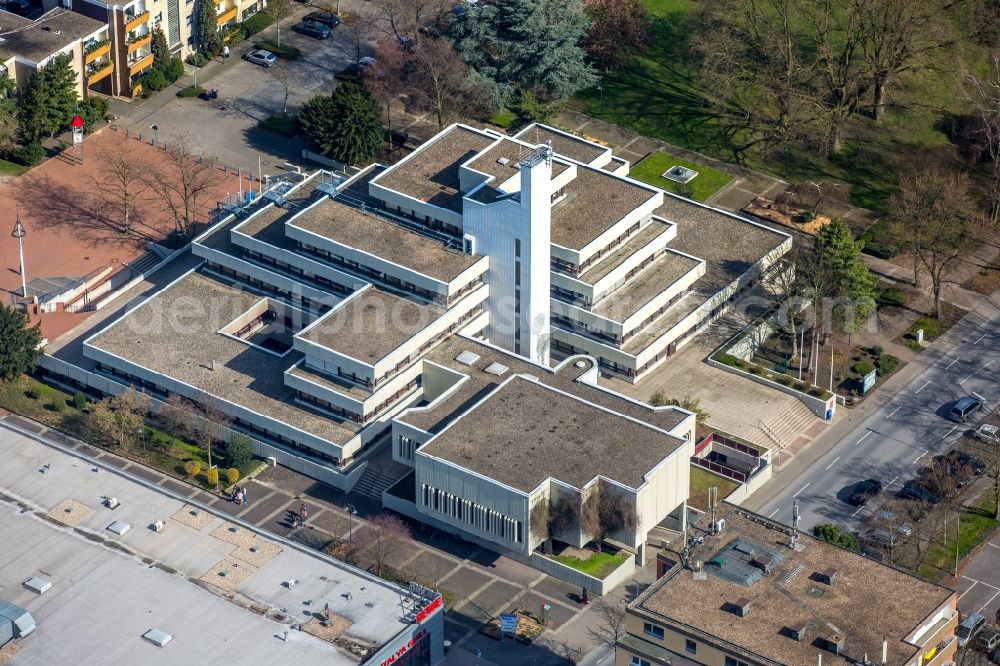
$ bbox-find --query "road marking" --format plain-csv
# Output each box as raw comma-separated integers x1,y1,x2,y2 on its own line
963,359,998,384
947,357,961,368
959,581,978,600
887,406,902,417
824,456,840,470
885,475,899,488
851,505,865,517
963,575,1000,592
944,425,958,439
913,452,926,464
857,432,872,444
792,483,810,498
977,332,989,344
915,380,931,394
980,590,1000,613
989,543,1000,551
596,655,608,665
767,508,780,519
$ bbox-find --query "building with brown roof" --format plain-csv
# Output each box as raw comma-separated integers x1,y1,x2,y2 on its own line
620,505,957,666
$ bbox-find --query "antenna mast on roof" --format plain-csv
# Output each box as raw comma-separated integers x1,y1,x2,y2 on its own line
708,486,718,530
790,501,800,548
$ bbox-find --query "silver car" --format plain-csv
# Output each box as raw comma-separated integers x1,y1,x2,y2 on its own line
977,424,1000,445
873,510,913,538
245,49,277,68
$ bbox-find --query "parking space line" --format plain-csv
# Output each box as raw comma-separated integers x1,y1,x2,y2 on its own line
857,432,872,444
913,452,926,464
947,357,961,368
792,483,810,498
958,581,978,600
943,425,958,439
988,542,1000,550
981,590,1000,613
767,508,780,519
886,475,899,488
976,332,989,344
963,575,1000,592
915,380,931,394
824,456,840,471
887,406,901,417
962,359,997,384
851,505,865,517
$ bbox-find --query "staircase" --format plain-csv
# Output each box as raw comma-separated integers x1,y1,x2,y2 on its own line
128,250,162,276
353,465,404,500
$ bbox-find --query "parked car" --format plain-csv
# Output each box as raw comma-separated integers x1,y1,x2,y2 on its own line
949,396,982,423
959,612,987,647
293,20,331,39
303,11,340,27
359,56,376,68
872,510,913,538
848,479,883,506
245,49,277,68
861,528,899,549
899,479,941,504
937,449,986,475
977,424,1000,445
397,35,416,52
975,626,1000,652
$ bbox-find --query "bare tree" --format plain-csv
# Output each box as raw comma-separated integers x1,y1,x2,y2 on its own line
407,37,489,130
363,36,412,139
190,397,231,472
888,168,987,318
264,0,293,46
341,7,377,64
964,52,1000,224
144,134,226,237
156,393,195,443
376,0,449,42
774,181,849,215
91,138,147,235
530,497,551,546
582,0,649,72
273,62,295,116
586,598,626,658
357,512,412,577
581,482,638,549
89,387,149,450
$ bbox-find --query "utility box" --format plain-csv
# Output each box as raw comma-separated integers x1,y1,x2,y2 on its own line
0,599,37,646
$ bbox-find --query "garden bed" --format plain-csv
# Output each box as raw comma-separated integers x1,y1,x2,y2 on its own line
547,550,627,579
629,151,732,202
479,609,546,644
689,465,739,511
898,304,965,352
742,196,831,235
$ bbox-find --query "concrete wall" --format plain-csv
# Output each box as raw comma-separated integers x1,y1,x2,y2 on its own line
706,355,834,419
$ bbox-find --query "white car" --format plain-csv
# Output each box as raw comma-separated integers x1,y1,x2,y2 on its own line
245,49,277,68
976,424,1000,445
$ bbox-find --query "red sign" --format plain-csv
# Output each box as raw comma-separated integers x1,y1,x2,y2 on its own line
380,628,428,666
415,595,442,624
71,115,84,128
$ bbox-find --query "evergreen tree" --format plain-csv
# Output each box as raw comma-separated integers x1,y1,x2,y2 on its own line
0,73,17,156
18,54,78,143
297,94,339,156
195,0,221,56
151,26,170,69
450,0,598,101
810,218,877,330
0,306,42,381
328,82,383,165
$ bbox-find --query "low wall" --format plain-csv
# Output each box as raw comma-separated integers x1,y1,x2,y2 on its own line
706,356,835,419
37,354,364,492
382,492,633,595
715,462,773,506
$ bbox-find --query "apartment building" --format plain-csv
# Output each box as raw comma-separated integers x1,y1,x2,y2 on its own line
0,8,109,97
621,505,958,666
70,0,257,96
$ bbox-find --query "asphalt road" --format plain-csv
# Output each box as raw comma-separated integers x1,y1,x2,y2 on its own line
749,302,1000,534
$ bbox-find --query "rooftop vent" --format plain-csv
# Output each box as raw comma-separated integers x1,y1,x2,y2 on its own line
816,568,838,585
142,628,173,647
23,577,52,594
823,633,845,655
496,157,509,165
785,622,808,641
455,350,480,366
733,541,754,556
728,597,751,617
750,554,773,574
107,520,131,536
484,362,508,376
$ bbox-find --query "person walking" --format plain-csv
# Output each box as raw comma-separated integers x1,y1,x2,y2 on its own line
242,488,248,505
222,45,230,60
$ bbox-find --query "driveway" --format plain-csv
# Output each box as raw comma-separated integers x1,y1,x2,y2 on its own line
959,535,1000,624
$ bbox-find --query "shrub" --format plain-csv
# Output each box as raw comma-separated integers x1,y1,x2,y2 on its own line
184,51,211,67
794,382,808,391
255,40,300,60
206,467,219,486
718,353,740,367
73,391,88,409
489,111,517,128
261,114,297,136
26,386,42,400
162,57,185,84
226,467,240,485
79,96,110,130
911,317,941,338
870,345,884,358
139,67,169,94
906,338,922,350
877,287,907,308
800,210,815,222
813,523,860,551
49,396,66,412
241,12,273,37
747,365,761,375
227,433,253,469
877,354,900,376
775,374,792,386
12,141,44,167
852,362,874,375
177,85,206,98
184,460,202,477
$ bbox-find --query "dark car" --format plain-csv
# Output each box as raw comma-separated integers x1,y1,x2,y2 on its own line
397,35,416,52
949,396,982,423
938,449,986,475
304,11,340,28
899,479,941,504
848,478,883,506
2,0,31,14
293,20,331,39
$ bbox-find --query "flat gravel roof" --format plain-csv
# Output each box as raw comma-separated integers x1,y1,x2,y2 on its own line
514,124,609,165
552,167,659,250
592,250,701,323
419,374,685,492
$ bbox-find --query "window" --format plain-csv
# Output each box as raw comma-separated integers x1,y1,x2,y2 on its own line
186,13,193,24
630,657,651,666
642,623,664,640
725,658,750,666
685,639,697,654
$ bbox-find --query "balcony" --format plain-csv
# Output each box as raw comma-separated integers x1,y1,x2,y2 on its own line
87,60,114,85
127,33,151,52
84,39,111,64
128,52,154,76
217,5,238,25
124,9,149,33
922,636,956,666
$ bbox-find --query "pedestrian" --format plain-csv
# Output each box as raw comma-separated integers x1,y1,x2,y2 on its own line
222,45,230,60
299,503,308,522
242,489,248,505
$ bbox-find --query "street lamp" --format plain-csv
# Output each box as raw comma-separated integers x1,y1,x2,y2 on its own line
11,209,26,298
346,503,357,542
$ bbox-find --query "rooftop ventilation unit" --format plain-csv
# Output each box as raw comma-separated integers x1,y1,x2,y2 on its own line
455,350,480,366
750,555,773,574
107,521,131,536
733,539,753,556
496,157,509,166
816,568,838,585
729,597,751,617
484,362,508,376
142,628,173,647
22,577,51,595
786,623,808,641
823,633,845,655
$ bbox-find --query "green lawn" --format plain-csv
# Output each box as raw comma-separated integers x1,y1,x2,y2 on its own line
918,494,999,582
575,0,984,212
688,465,739,511
550,551,629,579
630,151,732,202
0,158,27,177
